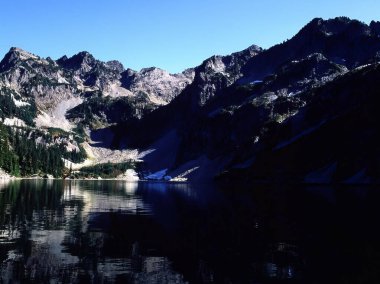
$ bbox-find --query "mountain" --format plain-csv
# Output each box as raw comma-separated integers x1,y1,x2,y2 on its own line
0,47,194,130
220,63,380,184
2,16,380,182
0,47,195,177
111,17,380,182
114,44,263,148
121,67,194,105
241,17,380,82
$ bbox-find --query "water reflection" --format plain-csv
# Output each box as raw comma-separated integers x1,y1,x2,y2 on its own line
0,180,190,283
123,182,138,195
0,179,10,191
0,181,379,283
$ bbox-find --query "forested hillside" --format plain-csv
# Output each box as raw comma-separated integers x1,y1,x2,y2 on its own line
0,123,79,177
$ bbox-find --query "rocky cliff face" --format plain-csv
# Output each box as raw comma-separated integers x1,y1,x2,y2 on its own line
121,67,194,105
0,48,194,130
190,44,262,106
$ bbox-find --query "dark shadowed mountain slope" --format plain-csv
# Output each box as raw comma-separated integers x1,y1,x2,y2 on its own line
220,63,380,184
241,17,380,83
115,44,263,148
114,17,380,182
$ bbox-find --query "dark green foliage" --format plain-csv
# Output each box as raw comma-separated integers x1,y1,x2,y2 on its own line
47,127,72,136
66,94,156,127
8,128,65,177
0,123,20,175
61,144,87,164
71,123,86,142
0,87,37,126
25,73,66,89
73,161,137,179
45,127,87,163
0,123,70,177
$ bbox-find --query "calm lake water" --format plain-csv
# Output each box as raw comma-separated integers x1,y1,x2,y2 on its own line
0,180,379,283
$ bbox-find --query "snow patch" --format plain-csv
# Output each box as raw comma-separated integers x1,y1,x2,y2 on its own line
136,149,156,159
344,169,371,184
167,155,227,183
63,158,94,171
118,169,139,181
354,64,372,71
11,93,30,107
287,92,295,97
274,120,327,150
169,177,188,182
146,169,168,180
304,162,337,184
3,117,26,127
170,166,200,182
250,80,263,85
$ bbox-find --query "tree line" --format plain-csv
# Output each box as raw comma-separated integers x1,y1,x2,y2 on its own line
0,123,67,177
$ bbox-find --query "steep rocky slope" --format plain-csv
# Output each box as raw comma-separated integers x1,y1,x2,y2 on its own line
221,63,380,184
241,17,380,82
121,67,194,104
0,48,194,131
113,17,380,182
0,47,195,175
115,44,263,148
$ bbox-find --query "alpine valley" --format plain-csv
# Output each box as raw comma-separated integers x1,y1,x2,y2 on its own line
2,16,380,183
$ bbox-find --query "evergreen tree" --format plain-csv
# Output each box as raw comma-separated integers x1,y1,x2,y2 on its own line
0,123,66,177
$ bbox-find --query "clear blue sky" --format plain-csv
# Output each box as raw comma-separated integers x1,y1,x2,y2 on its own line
1,0,379,73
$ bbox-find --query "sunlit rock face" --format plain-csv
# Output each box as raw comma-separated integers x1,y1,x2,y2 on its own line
191,44,262,106
0,47,194,130
121,67,195,105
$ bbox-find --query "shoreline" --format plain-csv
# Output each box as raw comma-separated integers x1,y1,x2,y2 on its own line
1,176,189,183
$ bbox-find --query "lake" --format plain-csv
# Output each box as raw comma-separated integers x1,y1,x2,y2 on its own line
0,180,379,283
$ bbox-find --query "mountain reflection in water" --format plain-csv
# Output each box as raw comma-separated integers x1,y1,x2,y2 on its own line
0,180,380,283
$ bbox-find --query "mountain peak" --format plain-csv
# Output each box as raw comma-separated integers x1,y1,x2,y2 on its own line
231,44,263,59
76,51,94,59
8,47,39,59
57,51,96,71
244,44,263,54
140,67,165,74
105,60,125,73
0,47,39,72
298,17,369,37
370,20,380,36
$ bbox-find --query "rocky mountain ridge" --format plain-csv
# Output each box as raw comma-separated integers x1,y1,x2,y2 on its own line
112,17,380,183
2,17,380,183
0,47,194,130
